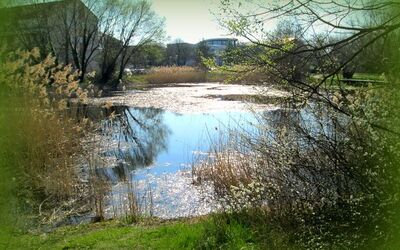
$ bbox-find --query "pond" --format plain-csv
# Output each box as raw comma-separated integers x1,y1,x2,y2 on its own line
73,88,338,222
87,106,260,219
75,83,338,221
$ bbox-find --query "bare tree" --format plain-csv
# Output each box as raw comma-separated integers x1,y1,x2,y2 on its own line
56,0,114,82
219,0,400,111
98,0,164,87
0,0,163,85
166,39,194,66
1,0,114,82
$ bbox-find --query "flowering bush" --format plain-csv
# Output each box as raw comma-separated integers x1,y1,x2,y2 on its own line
194,79,400,247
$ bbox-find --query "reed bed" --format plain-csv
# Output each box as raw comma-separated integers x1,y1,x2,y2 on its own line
145,66,206,84
0,48,115,225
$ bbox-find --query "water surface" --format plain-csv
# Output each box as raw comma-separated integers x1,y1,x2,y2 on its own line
96,107,258,218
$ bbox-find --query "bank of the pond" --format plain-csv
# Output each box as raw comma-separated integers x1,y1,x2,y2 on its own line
7,217,275,249
7,219,202,249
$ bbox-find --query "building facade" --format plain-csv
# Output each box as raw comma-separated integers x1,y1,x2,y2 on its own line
0,0,100,72
203,38,238,65
165,38,238,66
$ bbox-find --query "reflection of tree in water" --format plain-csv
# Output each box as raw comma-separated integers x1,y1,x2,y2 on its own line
69,104,170,174
103,106,170,169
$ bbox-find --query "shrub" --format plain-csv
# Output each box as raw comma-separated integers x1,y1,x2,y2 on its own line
194,86,400,248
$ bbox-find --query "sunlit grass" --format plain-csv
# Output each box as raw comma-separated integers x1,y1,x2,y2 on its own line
145,66,206,84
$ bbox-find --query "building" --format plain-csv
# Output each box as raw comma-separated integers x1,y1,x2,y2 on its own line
0,0,100,71
202,38,238,65
165,38,238,66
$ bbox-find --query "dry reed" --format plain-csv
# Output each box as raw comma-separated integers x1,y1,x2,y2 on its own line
145,66,206,84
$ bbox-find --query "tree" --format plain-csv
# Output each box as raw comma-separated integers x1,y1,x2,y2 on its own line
211,0,400,247
98,0,164,87
129,43,166,68
0,0,164,86
57,0,113,82
219,0,400,94
0,0,116,82
166,39,194,66
195,40,212,67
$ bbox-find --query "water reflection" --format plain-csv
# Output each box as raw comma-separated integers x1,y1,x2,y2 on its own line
88,107,258,218
100,107,170,182
69,104,170,182
71,103,344,219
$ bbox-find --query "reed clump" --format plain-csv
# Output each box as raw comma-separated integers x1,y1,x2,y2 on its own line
0,48,102,225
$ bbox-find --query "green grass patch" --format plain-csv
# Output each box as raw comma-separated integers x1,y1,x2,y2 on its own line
6,216,267,249
8,219,205,249
351,72,385,81
206,70,233,83
5,216,286,249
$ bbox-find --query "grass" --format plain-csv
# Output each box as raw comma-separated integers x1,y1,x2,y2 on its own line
350,72,385,81
206,69,232,83
311,72,384,81
0,50,110,242
310,72,386,89
4,216,277,249
125,66,210,89
0,89,23,249
8,219,203,249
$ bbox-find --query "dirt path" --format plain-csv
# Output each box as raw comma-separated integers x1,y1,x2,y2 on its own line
93,83,288,114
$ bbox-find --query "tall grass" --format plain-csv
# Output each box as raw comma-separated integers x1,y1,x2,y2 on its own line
0,48,111,229
145,66,206,84
126,67,274,86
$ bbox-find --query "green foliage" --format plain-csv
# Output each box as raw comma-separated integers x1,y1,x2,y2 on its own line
0,86,24,249
197,211,297,250
195,41,212,69
130,43,167,67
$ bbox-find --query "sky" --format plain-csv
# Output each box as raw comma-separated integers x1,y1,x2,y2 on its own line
151,0,232,44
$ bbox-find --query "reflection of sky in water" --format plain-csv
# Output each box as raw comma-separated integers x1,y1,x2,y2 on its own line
134,111,257,180
101,106,335,218
105,108,258,218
